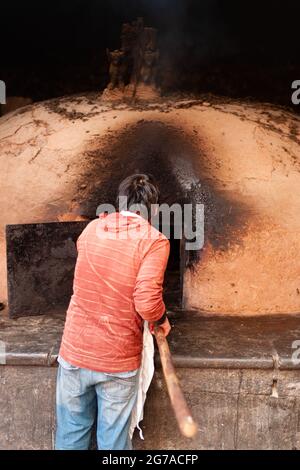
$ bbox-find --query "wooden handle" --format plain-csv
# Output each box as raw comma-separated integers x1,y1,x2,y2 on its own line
154,326,198,439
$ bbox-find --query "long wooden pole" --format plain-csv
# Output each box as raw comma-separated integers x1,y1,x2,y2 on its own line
154,326,198,439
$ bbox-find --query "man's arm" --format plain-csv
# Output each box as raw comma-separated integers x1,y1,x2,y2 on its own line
133,237,170,323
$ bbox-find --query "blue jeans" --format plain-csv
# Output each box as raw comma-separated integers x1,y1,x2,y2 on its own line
55,356,139,450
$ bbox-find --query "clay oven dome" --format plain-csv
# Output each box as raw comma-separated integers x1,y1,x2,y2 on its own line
0,95,300,315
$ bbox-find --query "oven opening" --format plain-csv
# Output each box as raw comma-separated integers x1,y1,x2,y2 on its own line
160,219,184,310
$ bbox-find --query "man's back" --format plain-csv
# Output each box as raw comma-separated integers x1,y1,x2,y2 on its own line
59,211,170,372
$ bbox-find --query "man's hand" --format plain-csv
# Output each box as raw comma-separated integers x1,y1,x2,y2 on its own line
149,317,171,337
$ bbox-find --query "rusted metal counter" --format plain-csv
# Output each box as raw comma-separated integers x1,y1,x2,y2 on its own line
0,312,300,449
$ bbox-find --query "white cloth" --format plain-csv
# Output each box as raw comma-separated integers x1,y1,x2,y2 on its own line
119,211,155,440
129,321,155,440
120,210,143,219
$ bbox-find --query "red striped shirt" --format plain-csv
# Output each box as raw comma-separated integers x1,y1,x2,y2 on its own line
59,212,170,372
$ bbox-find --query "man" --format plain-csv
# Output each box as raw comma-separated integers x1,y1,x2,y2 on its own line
56,174,171,450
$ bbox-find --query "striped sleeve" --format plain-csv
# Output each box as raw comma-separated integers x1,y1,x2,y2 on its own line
133,237,170,322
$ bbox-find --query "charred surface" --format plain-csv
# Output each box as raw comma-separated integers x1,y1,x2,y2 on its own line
75,120,250,267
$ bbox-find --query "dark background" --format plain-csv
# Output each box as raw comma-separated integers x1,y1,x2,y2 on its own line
1,0,300,106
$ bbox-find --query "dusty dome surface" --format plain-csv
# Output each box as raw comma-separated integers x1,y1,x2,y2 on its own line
0,93,300,315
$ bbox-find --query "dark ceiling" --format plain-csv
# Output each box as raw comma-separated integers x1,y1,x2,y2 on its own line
1,0,300,106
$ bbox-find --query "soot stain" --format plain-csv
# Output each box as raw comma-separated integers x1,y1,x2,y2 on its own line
75,120,250,268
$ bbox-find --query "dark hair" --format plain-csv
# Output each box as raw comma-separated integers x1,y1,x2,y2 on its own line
117,174,159,217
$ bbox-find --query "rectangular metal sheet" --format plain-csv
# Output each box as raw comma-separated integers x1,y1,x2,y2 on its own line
6,221,89,317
